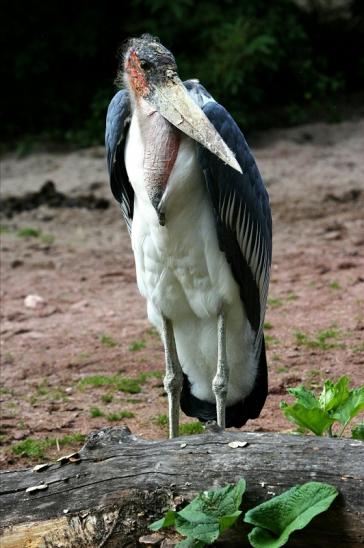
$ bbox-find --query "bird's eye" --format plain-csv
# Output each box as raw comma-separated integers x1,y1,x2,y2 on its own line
139,60,152,70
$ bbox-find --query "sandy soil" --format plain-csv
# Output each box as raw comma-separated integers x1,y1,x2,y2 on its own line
1,119,364,469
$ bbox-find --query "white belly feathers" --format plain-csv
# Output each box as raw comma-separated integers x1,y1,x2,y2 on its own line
124,108,256,405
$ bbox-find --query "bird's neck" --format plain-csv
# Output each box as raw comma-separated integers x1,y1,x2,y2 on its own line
133,98,181,225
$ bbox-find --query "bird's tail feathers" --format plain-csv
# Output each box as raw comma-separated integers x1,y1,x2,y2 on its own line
180,336,268,428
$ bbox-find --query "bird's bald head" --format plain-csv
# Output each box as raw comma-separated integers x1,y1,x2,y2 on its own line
122,34,177,99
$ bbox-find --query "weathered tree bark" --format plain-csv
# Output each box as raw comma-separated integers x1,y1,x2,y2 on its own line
1,427,363,547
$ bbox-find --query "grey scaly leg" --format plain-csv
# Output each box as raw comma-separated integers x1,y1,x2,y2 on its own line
212,311,229,429
162,315,183,438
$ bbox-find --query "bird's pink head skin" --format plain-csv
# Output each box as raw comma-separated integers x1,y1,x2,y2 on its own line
122,34,177,102
124,49,150,99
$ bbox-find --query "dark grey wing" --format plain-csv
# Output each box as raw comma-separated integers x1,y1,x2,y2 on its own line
198,98,272,350
105,89,134,231
180,81,272,427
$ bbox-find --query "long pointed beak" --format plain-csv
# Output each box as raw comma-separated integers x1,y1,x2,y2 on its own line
146,77,242,174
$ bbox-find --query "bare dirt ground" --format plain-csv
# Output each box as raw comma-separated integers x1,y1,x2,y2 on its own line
1,119,364,469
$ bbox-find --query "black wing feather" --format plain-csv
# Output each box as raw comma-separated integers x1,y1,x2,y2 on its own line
181,83,272,427
198,100,272,343
105,90,134,231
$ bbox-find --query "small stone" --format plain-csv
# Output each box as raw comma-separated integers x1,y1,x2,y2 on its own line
70,300,89,311
180,443,187,448
228,441,248,449
24,294,46,309
63,508,69,514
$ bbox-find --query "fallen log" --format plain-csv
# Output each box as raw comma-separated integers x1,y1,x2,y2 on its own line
1,427,363,547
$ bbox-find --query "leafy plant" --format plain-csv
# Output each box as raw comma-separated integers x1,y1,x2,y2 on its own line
280,376,364,437
150,478,245,545
244,482,338,548
149,479,338,547
351,422,364,440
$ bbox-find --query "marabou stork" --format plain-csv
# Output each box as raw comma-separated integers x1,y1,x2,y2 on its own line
105,34,272,438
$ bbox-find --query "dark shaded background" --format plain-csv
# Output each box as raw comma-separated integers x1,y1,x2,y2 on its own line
1,0,363,148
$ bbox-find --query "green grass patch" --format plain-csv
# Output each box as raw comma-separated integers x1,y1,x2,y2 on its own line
11,433,86,460
128,339,146,352
90,406,104,418
352,342,364,353
101,394,113,404
329,280,341,290
35,382,68,402
100,334,117,348
145,327,160,339
294,327,344,350
16,227,41,238
268,297,284,309
264,322,273,330
0,225,11,234
4,353,15,364
179,421,204,435
137,370,164,383
153,414,168,427
40,233,55,245
107,410,135,421
78,374,141,394
265,335,280,349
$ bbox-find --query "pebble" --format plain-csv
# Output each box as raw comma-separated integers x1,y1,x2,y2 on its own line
24,294,46,309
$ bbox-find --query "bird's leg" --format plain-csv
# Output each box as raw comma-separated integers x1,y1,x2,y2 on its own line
162,315,183,438
213,310,229,429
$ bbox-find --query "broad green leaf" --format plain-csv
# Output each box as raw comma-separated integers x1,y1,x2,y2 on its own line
176,539,205,548
332,386,364,426
319,376,350,412
182,478,246,520
175,514,220,543
177,479,245,541
219,510,242,533
351,422,364,440
149,479,245,542
149,510,176,531
280,402,334,435
245,482,338,548
286,386,319,408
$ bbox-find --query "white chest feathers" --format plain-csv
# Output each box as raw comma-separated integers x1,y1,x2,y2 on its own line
124,108,256,406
